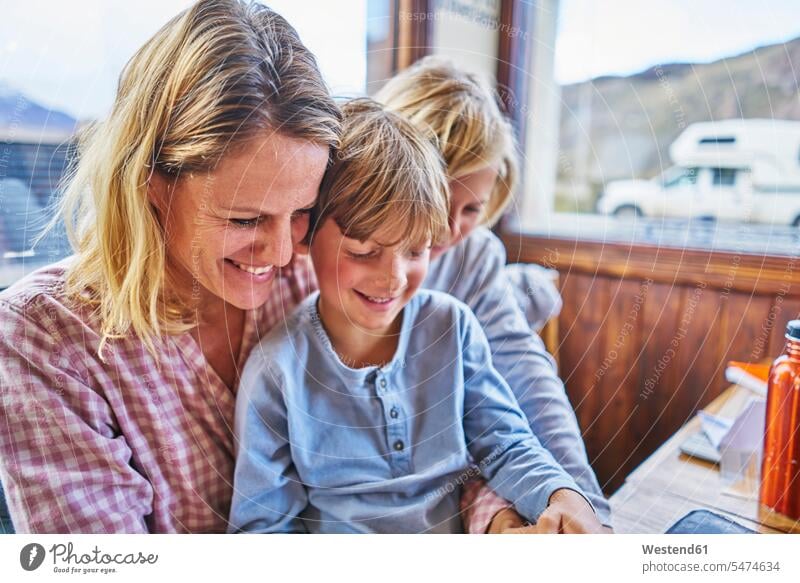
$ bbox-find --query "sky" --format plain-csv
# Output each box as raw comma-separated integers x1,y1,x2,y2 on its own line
555,0,800,83
0,0,368,120
0,0,799,119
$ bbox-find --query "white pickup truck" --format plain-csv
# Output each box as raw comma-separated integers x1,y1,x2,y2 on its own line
596,119,800,226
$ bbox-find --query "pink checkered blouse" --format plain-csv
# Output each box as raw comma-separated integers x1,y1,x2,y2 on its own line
0,257,502,533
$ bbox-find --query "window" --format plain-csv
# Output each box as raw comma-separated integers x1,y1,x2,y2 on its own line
0,1,371,289
1,140,73,247
699,136,736,145
662,167,699,189
518,0,800,255
711,167,738,187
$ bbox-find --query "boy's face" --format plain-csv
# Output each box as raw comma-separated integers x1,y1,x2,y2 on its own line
431,165,498,260
310,218,431,336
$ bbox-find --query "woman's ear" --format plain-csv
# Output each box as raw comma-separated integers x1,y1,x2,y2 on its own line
147,170,172,217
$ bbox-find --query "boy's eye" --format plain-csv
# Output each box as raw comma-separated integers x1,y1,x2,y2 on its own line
409,249,427,258
464,206,483,215
346,250,378,260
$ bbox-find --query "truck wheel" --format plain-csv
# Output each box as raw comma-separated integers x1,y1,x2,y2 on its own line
613,205,643,218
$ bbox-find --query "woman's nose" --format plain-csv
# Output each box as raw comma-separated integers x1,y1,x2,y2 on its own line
254,218,294,267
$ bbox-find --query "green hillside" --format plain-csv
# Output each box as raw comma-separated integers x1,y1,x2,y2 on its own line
557,36,800,211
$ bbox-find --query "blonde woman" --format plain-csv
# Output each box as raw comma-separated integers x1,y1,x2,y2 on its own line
377,57,612,533
0,0,341,533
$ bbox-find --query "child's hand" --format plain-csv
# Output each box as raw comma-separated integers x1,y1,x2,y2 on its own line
495,489,610,534
487,507,525,533
534,488,606,533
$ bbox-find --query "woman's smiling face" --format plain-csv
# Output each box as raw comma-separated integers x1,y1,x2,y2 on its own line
154,132,330,311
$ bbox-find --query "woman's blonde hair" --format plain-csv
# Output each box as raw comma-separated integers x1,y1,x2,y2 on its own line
376,56,518,226
57,0,341,355
310,98,449,250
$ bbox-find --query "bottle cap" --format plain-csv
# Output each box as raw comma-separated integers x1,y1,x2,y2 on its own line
787,320,800,340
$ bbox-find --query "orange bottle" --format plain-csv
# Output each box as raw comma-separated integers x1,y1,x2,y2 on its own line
760,320,800,519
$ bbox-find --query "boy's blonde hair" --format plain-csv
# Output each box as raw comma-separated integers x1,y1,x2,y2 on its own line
310,98,449,250
376,56,518,226
56,0,341,355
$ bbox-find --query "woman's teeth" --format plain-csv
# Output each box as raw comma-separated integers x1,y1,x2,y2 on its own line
232,261,274,275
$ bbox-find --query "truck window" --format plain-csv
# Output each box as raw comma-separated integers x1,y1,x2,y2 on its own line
711,167,737,186
663,167,699,189
699,136,736,145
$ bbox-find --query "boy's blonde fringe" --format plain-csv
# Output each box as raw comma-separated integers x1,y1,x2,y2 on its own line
311,98,449,251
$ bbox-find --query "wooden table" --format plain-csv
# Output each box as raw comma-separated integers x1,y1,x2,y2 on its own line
609,384,800,534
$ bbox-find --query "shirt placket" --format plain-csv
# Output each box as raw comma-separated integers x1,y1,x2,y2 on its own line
374,369,411,476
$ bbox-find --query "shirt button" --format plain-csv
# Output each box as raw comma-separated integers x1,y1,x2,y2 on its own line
390,407,399,419
380,378,387,388
393,440,404,452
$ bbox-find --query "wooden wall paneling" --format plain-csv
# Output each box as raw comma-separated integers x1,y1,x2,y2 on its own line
558,274,607,421
667,283,726,433
723,292,775,365
504,236,799,295
590,277,651,490
504,233,800,495
629,281,682,486
606,280,687,493
558,273,614,486
600,279,645,422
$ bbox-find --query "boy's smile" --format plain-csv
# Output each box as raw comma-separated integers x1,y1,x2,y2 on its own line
310,218,430,342
352,290,400,311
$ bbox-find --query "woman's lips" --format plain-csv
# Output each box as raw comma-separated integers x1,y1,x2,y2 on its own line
224,258,276,283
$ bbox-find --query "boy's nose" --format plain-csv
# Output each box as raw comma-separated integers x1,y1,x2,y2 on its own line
448,215,461,243
375,256,407,292
388,272,407,293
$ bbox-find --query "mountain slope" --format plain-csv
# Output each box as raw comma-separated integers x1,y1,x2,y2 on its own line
558,36,800,193
0,82,77,136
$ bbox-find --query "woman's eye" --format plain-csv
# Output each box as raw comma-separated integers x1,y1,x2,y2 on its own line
230,217,261,228
292,208,312,221
464,206,482,215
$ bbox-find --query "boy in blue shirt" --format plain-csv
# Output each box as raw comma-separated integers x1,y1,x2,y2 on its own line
229,99,600,533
